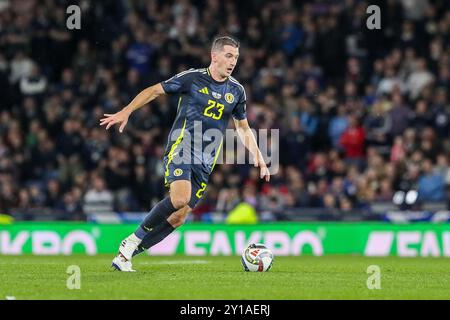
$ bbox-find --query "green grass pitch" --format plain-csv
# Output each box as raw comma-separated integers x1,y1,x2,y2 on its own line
0,255,449,300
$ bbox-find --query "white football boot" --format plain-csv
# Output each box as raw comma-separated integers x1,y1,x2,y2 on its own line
111,254,136,272
111,233,142,272
119,233,142,260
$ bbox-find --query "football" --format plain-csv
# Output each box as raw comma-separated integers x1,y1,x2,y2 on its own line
241,243,274,272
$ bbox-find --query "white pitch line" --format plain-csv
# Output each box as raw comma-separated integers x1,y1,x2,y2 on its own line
138,260,210,265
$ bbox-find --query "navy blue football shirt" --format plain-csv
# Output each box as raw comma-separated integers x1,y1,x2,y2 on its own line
160,68,247,173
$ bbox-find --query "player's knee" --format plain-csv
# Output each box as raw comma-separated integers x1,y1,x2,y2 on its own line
170,193,190,209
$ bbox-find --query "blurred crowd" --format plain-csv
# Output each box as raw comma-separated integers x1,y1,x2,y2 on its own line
0,0,450,221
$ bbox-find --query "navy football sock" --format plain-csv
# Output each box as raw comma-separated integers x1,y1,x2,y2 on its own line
134,197,176,239
132,221,175,257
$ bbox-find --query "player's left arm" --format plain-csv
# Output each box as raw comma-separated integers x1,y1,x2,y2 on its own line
234,118,270,182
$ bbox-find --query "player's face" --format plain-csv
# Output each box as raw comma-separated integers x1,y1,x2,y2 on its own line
215,45,239,77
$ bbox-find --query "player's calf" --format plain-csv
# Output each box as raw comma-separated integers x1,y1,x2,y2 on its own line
133,197,177,239
167,206,190,228
132,206,191,257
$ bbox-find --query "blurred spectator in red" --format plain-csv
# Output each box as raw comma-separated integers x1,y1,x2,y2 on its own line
339,115,366,161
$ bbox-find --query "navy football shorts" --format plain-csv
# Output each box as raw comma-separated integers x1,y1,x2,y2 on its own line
163,158,210,208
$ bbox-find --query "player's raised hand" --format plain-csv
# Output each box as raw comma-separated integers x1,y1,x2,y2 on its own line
99,109,131,133
254,156,270,182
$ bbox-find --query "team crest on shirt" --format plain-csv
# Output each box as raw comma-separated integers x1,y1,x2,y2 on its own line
174,168,183,177
225,93,234,104
212,92,222,99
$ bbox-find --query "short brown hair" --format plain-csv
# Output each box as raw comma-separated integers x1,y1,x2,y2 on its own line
211,36,240,52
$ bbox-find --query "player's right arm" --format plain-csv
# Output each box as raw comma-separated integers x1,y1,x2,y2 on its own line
100,70,195,133
100,83,165,132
